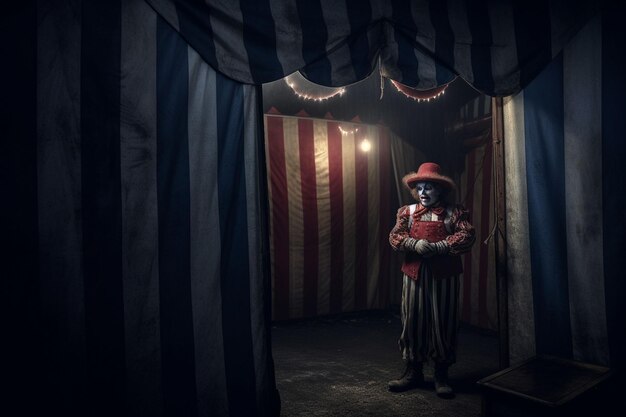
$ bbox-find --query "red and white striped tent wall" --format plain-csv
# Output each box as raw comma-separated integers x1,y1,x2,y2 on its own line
264,113,394,321
455,96,498,331
264,108,498,328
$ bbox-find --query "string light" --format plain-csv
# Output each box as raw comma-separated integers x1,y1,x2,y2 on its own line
360,138,371,152
338,125,359,135
389,79,452,103
285,72,346,101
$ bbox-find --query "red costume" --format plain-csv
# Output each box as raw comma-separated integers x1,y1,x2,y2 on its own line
390,203,474,280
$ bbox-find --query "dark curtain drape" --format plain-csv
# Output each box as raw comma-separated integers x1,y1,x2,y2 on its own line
148,0,597,95
4,1,279,416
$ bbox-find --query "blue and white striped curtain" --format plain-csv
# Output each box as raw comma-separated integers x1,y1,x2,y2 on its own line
503,12,625,373
5,1,278,416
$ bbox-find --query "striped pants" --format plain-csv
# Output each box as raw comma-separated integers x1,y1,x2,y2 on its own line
398,266,460,365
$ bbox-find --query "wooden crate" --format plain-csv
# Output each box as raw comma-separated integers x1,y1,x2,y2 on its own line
477,355,613,417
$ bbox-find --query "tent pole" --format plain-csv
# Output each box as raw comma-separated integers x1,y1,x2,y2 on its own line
492,96,510,369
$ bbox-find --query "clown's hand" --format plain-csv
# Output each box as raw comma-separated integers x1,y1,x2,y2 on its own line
401,238,415,251
428,240,450,256
390,235,404,249
404,238,435,257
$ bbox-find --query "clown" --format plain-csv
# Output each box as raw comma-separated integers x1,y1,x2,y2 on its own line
388,162,475,398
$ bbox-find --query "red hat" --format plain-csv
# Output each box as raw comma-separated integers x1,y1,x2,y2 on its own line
402,162,455,191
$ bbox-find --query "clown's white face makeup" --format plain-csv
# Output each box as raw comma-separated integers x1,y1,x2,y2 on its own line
415,181,440,207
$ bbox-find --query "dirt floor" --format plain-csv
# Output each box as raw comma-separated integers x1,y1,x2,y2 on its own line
271,310,500,417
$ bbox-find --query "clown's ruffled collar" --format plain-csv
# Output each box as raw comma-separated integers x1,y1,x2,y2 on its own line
412,203,446,219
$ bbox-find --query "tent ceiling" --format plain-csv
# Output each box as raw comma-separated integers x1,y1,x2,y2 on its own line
147,0,598,95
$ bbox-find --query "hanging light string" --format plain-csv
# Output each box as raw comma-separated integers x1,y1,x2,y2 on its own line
338,125,359,135
285,72,346,101
389,79,454,102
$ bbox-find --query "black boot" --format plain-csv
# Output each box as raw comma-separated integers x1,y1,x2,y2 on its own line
388,362,425,392
434,363,454,398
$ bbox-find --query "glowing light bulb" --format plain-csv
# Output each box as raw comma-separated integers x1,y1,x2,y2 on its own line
360,138,371,152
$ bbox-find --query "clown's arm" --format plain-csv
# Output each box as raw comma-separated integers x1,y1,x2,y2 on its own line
389,206,410,251
388,206,434,256
444,205,476,255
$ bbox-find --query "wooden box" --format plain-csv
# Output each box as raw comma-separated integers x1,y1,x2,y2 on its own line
477,355,613,417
